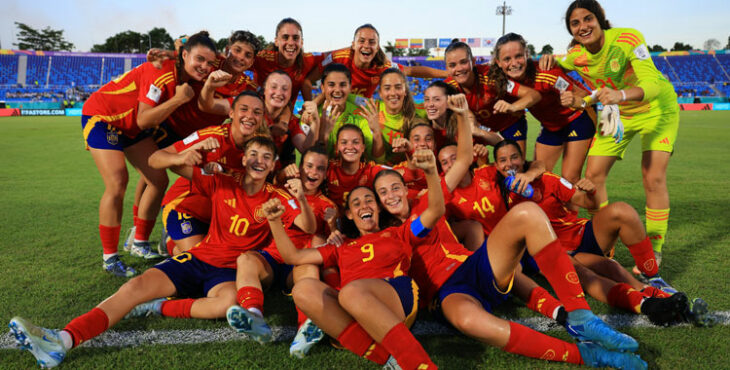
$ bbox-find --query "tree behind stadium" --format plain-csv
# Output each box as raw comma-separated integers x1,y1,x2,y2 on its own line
13,22,75,51
91,27,174,53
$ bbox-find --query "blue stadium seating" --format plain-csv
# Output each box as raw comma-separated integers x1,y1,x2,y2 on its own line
25,55,49,86
0,55,18,84
666,55,726,83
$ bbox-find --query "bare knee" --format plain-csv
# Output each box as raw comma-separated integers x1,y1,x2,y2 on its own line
292,278,323,310
236,252,260,270
604,202,640,223
642,172,666,193
337,281,369,312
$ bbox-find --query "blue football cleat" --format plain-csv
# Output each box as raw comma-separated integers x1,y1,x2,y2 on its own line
124,298,167,319
9,317,67,368
290,318,325,358
129,241,163,260
226,306,272,344
566,309,638,352
578,342,647,369
103,255,136,277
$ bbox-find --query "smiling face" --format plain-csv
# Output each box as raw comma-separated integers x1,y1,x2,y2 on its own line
264,73,292,110
409,125,435,151
374,173,409,220
242,142,275,181
275,23,303,65
568,7,605,51
323,71,351,109
379,73,406,114
229,95,265,145
300,151,328,192
336,128,365,163
352,28,379,66
346,187,380,234
182,45,217,81
496,41,527,81
226,41,256,74
437,145,457,174
445,47,474,87
494,143,525,176
423,86,448,120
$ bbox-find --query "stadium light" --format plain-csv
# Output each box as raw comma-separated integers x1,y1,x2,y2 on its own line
496,1,513,36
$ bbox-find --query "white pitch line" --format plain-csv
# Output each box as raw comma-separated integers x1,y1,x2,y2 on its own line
3,311,728,350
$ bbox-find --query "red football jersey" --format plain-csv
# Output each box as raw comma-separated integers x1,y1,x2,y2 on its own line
447,165,509,236
510,173,588,251
263,191,337,263
161,124,246,222
265,110,305,167
319,47,405,98
521,62,587,132
188,170,300,268
82,59,178,138
326,160,386,208
317,221,416,287
408,178,473,306
393,161,427,200
444,64,523,132
253,50,324,104
166,56,258,137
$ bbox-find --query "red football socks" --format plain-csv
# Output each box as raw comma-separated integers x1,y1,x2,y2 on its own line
641,286,672,298
336,321,373,356
63,308,109,348
99,224,121,255
627,237,659,277
380,323,436,369
532,239,590,312
160,298,194,318
134,217,156,242
526,286,563,319
237,287,264,313
607,283,644,314
503,321,582,364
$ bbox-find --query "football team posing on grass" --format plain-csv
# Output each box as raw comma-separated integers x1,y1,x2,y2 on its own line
9,1,714,369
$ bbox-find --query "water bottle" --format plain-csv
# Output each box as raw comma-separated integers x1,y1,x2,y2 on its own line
504,170,534,198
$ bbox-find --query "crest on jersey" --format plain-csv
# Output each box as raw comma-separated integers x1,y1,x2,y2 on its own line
106,130,119,145
610,58,620,73
254,206,266,223
478,178,491,191
634,44,650,60
181,220,192,235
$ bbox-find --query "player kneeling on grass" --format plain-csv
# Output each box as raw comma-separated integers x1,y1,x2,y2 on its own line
494,140,713,327
7,136,306,368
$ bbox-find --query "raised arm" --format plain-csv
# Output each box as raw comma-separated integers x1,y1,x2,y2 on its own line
412,149,445,229
443,94,474,192
137,83,194,130
291,101,320,153
263,198,324,265
403,65,448,79
197,70,234,115
286,178,317,234
359,98,385,160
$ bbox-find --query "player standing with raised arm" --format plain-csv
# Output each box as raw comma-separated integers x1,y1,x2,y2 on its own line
542,0,680,269
81,31,217,276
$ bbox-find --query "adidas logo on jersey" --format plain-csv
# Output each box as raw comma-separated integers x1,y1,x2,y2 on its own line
568,130,578,137
458,197,468,204
659,137,670,145
513,130,523,138
224,199,236,208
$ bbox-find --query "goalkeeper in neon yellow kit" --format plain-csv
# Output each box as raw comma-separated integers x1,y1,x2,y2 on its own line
541,0,679,291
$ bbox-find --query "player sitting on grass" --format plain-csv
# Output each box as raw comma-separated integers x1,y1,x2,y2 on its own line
8,136,305,368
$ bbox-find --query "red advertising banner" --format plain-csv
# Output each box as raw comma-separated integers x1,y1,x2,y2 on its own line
679,103,713,111
0,108,21,117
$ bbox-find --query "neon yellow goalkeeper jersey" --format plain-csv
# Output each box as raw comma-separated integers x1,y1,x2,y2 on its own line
558,28,677,117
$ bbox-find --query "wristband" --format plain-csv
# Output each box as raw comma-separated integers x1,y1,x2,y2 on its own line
410,216,432,238
620,90,626,102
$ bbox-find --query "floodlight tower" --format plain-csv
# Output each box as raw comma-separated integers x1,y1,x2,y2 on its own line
496,1,513,36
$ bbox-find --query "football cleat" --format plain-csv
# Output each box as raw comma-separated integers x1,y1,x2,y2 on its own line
9,317,67,368
641,292,688,327
382,356,402,370
643,274,678,295
566,309,638,352
124,298,167,319
684,297,716,327
226,306,272,344
103,255,136,277
122,226,136,252
289,318,325,358
129,241,163,260
577,342,647,369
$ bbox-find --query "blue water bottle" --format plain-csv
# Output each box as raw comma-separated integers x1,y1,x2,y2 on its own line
505,170,534,198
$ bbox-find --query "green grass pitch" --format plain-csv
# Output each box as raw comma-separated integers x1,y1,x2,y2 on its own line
0,111,729,369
